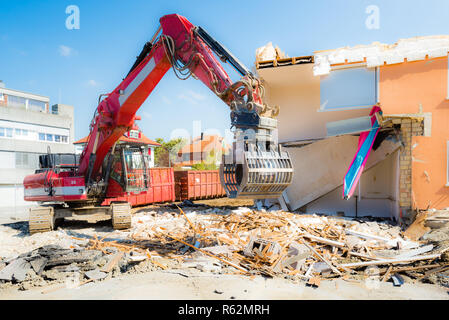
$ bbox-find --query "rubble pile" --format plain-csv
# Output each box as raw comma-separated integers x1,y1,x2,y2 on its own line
0,236,172,291
1,204,448,291
0,243,106,290
128,206,449,287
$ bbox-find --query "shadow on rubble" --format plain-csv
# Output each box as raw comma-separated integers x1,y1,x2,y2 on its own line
4,219,118,238
59,219,114,232
2,221,29,237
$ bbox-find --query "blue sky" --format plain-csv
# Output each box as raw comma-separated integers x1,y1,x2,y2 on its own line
1,0,449,142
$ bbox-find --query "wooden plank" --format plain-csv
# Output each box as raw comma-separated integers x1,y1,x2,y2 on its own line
404,211,431,241
394,245,434,259
341,254,441,268
345,229,391,242
382,266,393,282
348,251,389,261
379,263,441,274
303,234,345,248
299,237,342,275
416,264,449,281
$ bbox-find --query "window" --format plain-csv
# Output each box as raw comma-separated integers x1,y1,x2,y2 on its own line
15,152,39,169
6,128,12,137
110,153,123,184
0,127,4,137
51,105,58,115
46,134,53,141
55,135,61,142
61,135,68,143
0,93,4,101
28,99,46,112
38,133,45,141
15,152,29,168
319,67,377,111
7,95,26,109
14,129,28,137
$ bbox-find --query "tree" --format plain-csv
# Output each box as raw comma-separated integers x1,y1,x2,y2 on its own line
154,137,186,167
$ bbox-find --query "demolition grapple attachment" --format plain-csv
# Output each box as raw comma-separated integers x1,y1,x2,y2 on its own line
220,105,294,199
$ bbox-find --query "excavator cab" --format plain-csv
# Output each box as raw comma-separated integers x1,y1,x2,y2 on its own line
108,145,149,193
122,147,148,192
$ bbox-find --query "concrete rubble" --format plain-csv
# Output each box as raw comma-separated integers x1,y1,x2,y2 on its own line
0,202,448,292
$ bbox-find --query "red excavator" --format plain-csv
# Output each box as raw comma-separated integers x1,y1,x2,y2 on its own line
23,14,294,234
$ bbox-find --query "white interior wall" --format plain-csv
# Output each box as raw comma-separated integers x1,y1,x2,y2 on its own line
302,150,400,219
258,64,371,143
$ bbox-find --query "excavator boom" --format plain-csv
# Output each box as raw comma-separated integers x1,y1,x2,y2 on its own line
75,13,293,199
24,12,294,228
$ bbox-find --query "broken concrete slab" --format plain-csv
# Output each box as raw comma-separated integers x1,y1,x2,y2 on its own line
84,269,107,281
37,245,74,257
313,262,331,274
29,256,47,275
46,250,102,267
0,259,6,272
100,252,125,273
43,269,69,281
0,258,32,282
278,193,289,211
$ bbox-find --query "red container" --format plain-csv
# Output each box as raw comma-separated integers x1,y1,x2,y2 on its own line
102,167,175,206
174,170,226,201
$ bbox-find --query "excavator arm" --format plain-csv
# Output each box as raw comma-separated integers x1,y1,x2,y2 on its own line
78,14,293,199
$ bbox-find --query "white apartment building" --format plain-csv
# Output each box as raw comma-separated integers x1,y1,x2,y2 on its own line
0,81,75,209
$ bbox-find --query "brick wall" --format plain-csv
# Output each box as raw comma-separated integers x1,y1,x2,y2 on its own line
392,117,424,219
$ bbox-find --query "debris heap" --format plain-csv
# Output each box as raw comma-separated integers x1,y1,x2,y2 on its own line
128,206,449,287
1,205,448,291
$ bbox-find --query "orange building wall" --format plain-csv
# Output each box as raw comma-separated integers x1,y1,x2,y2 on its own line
380,57,449,209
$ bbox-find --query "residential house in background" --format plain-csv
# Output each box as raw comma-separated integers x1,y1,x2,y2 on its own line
255,36,449,221
0,81,75,209
74,126,161,168
175,133,230,168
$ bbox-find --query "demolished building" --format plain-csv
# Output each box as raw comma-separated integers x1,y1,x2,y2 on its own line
255,36,449,222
